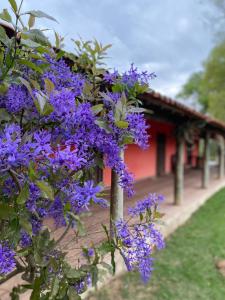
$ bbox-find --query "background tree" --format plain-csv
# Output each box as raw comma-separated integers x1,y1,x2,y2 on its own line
178,40,225,121
178,0,225,122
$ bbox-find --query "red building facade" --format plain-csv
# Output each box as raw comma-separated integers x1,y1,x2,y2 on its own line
104,118,199,186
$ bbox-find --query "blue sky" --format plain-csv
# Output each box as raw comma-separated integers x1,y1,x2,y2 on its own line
1,0,218,99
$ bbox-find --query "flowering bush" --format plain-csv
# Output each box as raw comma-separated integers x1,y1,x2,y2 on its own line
0,1,165,299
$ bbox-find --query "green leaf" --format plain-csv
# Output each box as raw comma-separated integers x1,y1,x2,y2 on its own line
34,92,54,116
19,77,36,103
8,0,17,12
67,287,81,300
90,265,98,287
0,9,12,22
100,262,113,274
97,241,113,255
42,102,54,116
122,135,133,145
111,249,116,274
18,59,43,74
115,120,129,129
129,107,146,113
30,277,41,300
0,25,10,45
24,10,58,23
22,29,51,47
44,78,55,95
28,163,38,181
50,276,60,299
28,15,35,28
17,183,30,205
20,38,40,48
0,108,11,122
66,269,85,279
67,212,85,236
0,82,8,95
36,180,54,200
0,203,15,219
20,218,32,235
94,120,112,134
91,104,104,115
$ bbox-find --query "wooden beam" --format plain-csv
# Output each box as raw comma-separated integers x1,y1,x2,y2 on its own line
110,149,124,235
218,136,225,179
174,135,184,205
202,132,210,188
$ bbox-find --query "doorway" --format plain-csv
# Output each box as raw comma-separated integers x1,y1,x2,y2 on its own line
157,133,166,176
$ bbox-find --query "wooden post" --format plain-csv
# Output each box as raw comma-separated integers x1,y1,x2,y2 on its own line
174,135,184,205
110,149,124,235
202,132,210,188
218,136,225,179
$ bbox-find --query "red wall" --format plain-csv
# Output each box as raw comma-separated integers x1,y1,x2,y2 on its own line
103,119,177,186
103,119,201,186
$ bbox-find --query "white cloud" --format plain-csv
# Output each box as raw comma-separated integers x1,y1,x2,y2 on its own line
0,0,215,104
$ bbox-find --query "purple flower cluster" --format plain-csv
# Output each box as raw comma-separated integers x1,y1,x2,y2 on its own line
104,64,156,88
126,113,150,149
83,247,95,259
115,220,164,283
5,84,33,114
0,124,25,170
49,180,108,226
73,273,92,294
48,145,86,171
103,70,119,84
115,194,165,283
43,55,85,94
20,230,32,248
128,193,164,216
0,243,16,275
121,64,156,87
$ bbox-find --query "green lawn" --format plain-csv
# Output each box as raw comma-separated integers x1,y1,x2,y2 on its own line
87,188,225,300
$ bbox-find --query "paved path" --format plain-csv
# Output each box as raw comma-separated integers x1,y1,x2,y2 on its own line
1,168,225,299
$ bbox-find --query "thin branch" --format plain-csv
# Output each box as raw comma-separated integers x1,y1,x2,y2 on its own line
8,169,21,193
54,221,72,247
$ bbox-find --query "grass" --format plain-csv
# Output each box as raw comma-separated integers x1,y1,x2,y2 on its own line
87,188,225,300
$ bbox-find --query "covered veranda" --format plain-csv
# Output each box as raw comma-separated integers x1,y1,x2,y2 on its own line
1,167,225,300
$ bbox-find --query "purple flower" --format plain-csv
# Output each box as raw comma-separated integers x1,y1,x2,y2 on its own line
73,273,92,294
0,243,16,275
103,70,119,84
83,248,94,258
20,230,32,248
128,193,164,216
6,84,33,113
115,217,165,283
126,113,150,149
42,55,85,94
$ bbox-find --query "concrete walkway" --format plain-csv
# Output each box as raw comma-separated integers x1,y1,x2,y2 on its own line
1,168,225,299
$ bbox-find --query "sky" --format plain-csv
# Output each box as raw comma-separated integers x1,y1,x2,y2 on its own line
1,0,218,101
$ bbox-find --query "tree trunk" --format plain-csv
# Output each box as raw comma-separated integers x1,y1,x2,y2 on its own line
110,149,124,236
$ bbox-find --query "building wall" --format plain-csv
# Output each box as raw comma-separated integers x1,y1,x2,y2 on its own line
103,119,200,186
103,119,177,186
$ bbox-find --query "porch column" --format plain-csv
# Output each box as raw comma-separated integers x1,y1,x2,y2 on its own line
218,136,225,179
110,149,124,234
174,135,184,205
202,132,210,188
